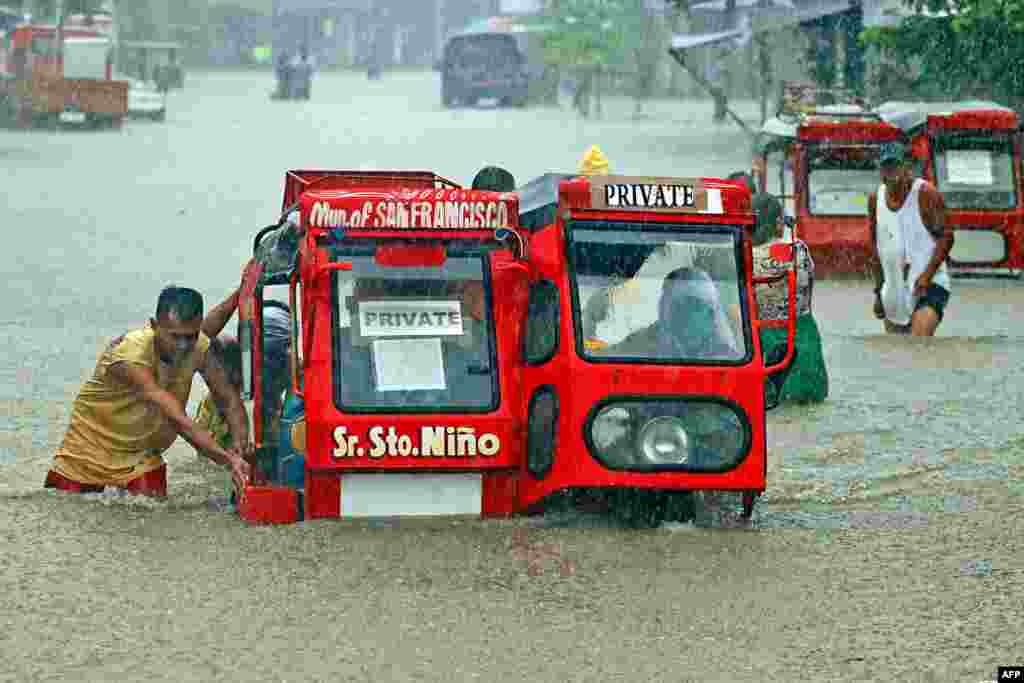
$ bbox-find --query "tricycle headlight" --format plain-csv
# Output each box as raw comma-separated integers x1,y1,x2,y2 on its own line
586,399,749,472
637,416,689,464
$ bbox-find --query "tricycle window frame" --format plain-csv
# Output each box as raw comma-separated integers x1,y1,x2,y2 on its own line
565,219,754,367
929,132,1019,211
522,279,560,366
328,241,502,415
803,142,883,218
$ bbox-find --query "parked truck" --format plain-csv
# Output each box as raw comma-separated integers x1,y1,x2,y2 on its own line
0,23,127,129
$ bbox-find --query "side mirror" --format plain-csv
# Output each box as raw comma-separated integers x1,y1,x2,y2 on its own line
763,343,797,411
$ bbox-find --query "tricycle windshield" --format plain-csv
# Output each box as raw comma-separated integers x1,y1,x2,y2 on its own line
571,222,748,364
933,135,1017,210
806,145,880,216
332,251,497,412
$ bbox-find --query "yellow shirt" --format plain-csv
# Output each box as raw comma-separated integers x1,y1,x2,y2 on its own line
52,326,210,485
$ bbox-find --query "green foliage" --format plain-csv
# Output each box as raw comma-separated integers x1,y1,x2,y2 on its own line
528,0,653,67
861,0,1024,104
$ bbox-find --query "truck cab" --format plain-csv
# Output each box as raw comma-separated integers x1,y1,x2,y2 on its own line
0,23,127,129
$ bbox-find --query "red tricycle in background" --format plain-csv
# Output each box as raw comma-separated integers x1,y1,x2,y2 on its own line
752,83,903,278
233,169,798,527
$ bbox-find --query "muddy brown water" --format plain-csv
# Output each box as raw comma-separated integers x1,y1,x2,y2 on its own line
1,71,1021,682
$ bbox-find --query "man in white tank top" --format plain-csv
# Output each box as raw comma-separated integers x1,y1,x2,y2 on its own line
868,142,955,336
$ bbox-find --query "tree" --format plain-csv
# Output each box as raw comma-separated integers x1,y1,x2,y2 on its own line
529,0,657,117
860,0,1024,107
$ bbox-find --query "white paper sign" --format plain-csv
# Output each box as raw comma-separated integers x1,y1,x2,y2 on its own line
359,300,463,338
945,150,993,186
372,338,446,392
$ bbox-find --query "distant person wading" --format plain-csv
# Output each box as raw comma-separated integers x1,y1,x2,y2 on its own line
869,142,954,336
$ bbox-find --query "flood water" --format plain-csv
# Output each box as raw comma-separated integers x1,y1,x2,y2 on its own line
1,70,1021,682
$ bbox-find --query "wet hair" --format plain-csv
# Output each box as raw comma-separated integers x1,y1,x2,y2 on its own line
471,166,516,192
727,171,755,194
751,192,783,246
662,266,716,292
209,335,242,386
155,286,203,322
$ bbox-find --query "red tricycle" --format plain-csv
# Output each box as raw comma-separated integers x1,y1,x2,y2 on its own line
233,169,798,527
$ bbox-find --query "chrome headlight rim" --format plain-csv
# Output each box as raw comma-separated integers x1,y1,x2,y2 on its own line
636,415,690,465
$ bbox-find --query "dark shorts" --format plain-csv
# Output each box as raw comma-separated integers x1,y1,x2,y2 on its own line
914,283,950,322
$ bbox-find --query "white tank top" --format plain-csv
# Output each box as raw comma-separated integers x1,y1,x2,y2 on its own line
875,179,950,325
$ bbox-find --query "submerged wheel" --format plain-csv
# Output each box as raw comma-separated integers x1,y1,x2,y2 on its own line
611,489,668,529
663,490,697,523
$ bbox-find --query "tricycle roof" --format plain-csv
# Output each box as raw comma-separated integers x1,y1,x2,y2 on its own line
756,107,901,152
874,100,1019,133
517,173,752,232
120,40,183,51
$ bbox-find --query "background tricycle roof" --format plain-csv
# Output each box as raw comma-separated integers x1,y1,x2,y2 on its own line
120,40,184,50
874,100,1015,132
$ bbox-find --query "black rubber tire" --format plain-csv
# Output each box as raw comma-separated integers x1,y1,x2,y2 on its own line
663,490,697,523
612,489,667,529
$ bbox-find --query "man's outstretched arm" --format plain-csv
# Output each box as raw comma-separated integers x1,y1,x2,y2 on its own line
201,288,240,339
201,260,258,339
109,361,242,468
200,351,252,464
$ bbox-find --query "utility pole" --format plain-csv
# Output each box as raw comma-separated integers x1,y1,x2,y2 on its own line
435,0,444,66
56,0,65,73
111,0,120,74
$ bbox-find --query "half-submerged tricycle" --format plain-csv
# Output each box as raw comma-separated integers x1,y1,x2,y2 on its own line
233,170,797,527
